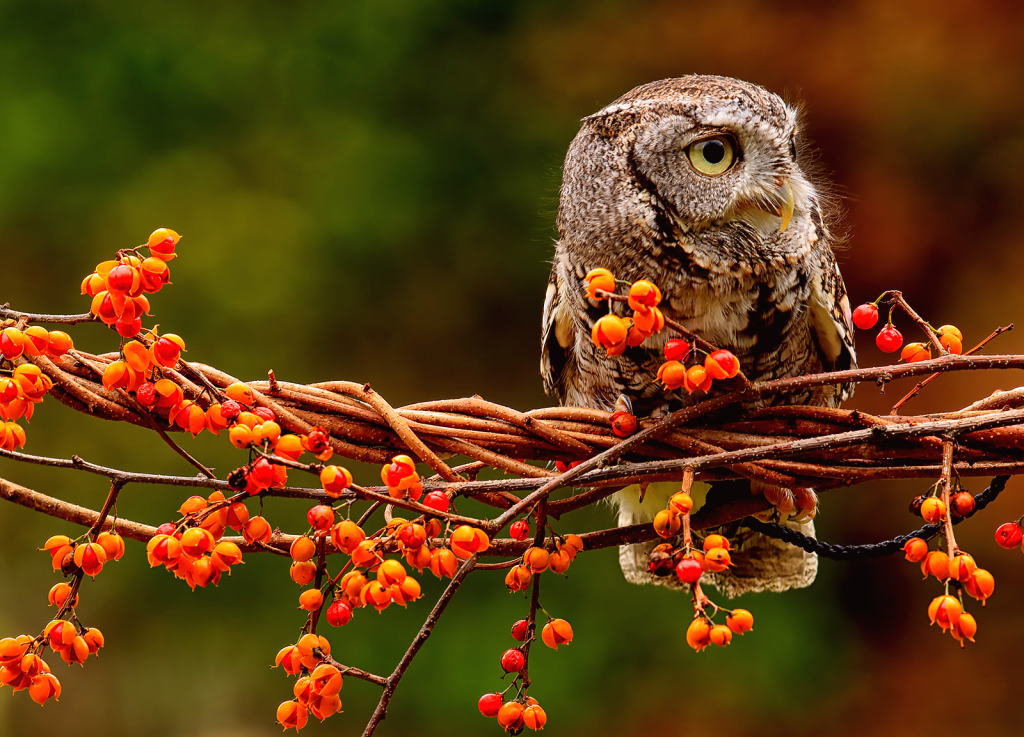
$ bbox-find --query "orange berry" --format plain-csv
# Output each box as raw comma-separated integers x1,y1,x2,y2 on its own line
921,550,949,580
709,624,733,647
948,553,976,582
504,564,532,593
290,561,317,586
683,364,712,393
341,571,368,600
146,534,181,568
523,546,550,573
541,618,574,649
0,636,30,668
298,589,324,611
900,342,931,363
276,701,308,732
726,608,754,634
95,531,125,561
902,537,929,562
627,280,662,312
180,527,215,558
497,701,526,730
548,549,572,574
46,330,73,359
391,576,422,607
653,509,680,538
964,569,995,605
0,328,25,360
101,360,133,391
703,547,732,572
243,515,272,544
275,646,304,675
349,540,378,568
225,502,250,531
450,525,490,558
591,314,628,352
290,536,317,563
702,534,730,552
939,333,963,355
377,559,407,587
657,360,688,390
522,704,548,730
584,268,616,300
938,324,963,341
950,612,978,646
82,627,104,656
429,548,459,579
920,498,947,523
669,492,694,515
211,541,243,570
73,542,107,577
320,465,353,498
47,583,77,609
928,595,962,631
28,673,61,705
21,326,49,357
406,545,432,572
331,520,366,555
360,580,392,612
686,617,712,652
632,305,665,335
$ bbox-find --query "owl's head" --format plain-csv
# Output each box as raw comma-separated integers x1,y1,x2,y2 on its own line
559,76,827,268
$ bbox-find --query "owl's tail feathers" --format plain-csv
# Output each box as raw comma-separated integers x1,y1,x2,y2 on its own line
616,485,818,598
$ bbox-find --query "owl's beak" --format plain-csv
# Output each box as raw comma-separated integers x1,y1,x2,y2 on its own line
777,180,795,233
752,179,796,233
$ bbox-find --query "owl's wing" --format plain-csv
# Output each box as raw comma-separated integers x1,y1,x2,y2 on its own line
808,248,857,402
540,264,577,401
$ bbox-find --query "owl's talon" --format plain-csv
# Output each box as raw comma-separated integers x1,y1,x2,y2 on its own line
613,394,633,415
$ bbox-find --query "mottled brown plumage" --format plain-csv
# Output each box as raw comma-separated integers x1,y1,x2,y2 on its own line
540,75,857,596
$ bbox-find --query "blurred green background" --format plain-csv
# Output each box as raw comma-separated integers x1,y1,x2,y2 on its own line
3,0,1024,735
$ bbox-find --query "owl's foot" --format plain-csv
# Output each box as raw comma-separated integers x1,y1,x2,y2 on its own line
613,394,633,414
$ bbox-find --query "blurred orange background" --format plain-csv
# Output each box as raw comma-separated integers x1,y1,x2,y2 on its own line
2,1,1024,735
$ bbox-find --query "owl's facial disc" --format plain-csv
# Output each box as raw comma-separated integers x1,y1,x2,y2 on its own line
633,111,805,237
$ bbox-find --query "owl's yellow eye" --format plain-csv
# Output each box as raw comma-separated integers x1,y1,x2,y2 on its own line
687,135,736,176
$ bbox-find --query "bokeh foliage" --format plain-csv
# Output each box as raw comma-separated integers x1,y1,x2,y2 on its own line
2,1,1024,735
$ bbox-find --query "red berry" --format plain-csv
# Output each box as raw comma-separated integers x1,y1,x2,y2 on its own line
253,406,276,423
115,316,141,338
423,491,450,513
664,339,691,362
509,521,531,541
511,619,529,642
875,325,903,353
675,557,703,584
609,410,638,438
106,264,135,294
478,692,503,718
307,504,335,530
500,648,525,673
220,400,242,419
155,522,177,537
136,382,157,407
995,522,1023,549
852,303,879,330
250,458,276,488
325,600,353,627
152,336,182,366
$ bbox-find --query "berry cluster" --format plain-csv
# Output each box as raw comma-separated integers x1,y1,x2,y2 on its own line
586,269,666,353
0,527,122,704
851,298,964,359
903,485,993,646
0,337,71,450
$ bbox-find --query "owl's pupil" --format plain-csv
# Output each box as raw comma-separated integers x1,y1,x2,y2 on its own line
701,140,726,164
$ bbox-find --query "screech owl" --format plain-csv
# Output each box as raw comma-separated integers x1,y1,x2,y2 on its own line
540,76,857,597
